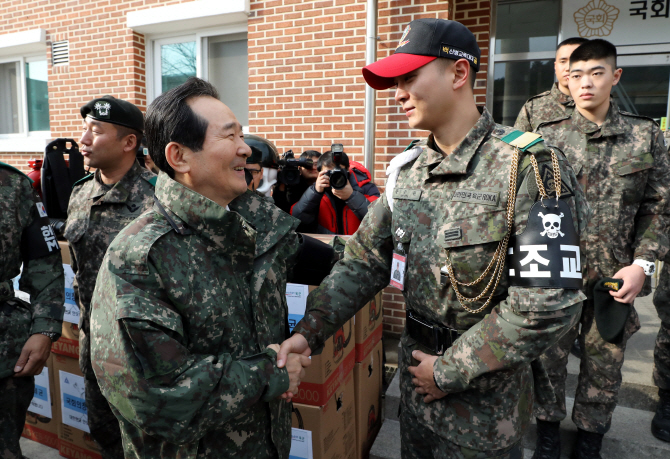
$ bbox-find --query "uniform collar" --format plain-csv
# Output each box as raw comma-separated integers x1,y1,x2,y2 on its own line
154,172,252,252
571,100,628,138
414,107,493,176
91,160,145,203
551,83,574,107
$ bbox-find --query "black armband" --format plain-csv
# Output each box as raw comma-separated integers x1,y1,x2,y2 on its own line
291,234,337,286
21,202,60,261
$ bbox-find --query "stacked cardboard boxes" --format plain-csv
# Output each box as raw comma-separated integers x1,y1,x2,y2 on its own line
21,354,60,450
288,278,384,459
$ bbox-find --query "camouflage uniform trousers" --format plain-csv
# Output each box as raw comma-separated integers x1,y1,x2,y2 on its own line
653,261,670,390
85,374,124,459
399,408,523,459
535,280,640,434
0,376,35,459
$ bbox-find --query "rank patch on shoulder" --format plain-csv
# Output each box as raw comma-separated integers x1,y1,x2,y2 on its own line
443,228,462,243
393,188,422,200
451,189,499,206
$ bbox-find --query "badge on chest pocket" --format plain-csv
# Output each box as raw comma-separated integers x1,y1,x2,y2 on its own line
390,228,409,290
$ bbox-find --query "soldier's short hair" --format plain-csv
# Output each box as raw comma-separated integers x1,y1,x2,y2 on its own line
556,37,588,52
145,77,219,178
114,124,142,148
569,39,617,69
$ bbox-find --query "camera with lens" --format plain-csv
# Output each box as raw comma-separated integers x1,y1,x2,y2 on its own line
325,143,348,190
277,150,313,186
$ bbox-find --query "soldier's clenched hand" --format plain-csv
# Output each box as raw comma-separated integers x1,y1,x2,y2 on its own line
284,353,311,401
610,265,646,304
409,350,447,404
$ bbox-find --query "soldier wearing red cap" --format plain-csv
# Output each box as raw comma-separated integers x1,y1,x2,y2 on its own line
280,18,590,458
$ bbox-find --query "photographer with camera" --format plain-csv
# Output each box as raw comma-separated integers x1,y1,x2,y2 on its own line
273,150,321,223
291,144,379,235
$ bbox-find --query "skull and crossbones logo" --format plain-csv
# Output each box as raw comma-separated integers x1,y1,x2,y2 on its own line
538,211,564,238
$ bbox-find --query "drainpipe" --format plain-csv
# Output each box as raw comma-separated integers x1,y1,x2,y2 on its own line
363,0,378,176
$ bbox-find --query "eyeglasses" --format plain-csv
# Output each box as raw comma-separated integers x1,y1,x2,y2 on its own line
246,168,262,175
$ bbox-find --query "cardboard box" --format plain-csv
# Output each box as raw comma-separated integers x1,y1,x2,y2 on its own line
353,292,383,363
52,353,102,459
22,354,60,450
353,341,384,459
291,371,356,459
60,240,80,337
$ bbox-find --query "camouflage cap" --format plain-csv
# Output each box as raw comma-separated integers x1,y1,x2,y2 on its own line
80,95,144,133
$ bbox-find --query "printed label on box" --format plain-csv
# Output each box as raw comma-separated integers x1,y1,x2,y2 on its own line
290,428,313,459
28,366,52,418
59,370,89,433
286,283,309,333
63,264,78,324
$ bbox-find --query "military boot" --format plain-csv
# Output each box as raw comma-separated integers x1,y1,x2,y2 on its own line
651,388,670,442
571,429,603,459
532,419,561,459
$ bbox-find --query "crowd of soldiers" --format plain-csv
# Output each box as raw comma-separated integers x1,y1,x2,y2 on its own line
1,16,669,459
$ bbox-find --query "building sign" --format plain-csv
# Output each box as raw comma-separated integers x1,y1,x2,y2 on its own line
562,0,670,45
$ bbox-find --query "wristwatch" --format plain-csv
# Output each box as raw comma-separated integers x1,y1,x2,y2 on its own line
38,331,59,342
633,259,656,276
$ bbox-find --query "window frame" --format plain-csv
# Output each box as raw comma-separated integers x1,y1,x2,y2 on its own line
0,52,51,152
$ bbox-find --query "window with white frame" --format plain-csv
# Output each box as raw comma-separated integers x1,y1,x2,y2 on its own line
0,56,50,136
151,31,249,126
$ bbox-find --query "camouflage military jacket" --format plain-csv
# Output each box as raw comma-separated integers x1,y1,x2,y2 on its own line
90,172,301,459
0,163,64,378
64,160,155,378
515,83,575,133
294,108,589,450
537,102,670,289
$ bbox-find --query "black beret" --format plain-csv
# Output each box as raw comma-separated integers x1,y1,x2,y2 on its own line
80,95,144,133
246,146,263,164
594,278,630,345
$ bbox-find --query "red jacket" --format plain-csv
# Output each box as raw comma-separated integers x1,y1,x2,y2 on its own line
291,161,380,235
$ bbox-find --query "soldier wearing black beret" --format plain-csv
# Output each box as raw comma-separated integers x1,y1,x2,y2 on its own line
62,95,156,459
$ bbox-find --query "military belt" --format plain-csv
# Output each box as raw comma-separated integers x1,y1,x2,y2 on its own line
0,280,15,304
406,310,460,356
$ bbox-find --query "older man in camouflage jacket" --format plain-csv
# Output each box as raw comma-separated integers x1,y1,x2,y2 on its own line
280,19,589,459
0,163,64,459
90,78,314,459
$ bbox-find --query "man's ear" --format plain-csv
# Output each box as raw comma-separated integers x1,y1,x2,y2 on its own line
452,59,471,91
612,67,623,86
165,142,190,175
122,134,138,154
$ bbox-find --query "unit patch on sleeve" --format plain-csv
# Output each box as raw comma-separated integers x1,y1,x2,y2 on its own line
451,189,499,206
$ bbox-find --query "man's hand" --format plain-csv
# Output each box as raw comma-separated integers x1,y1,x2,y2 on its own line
408,350,447,404
314,170,330,193
276,334,312,401
610,265,646,303
332,177,353,201
284,352,311,399
14,334,52,377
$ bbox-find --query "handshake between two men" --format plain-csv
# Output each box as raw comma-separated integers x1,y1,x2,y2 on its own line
272,333,448,404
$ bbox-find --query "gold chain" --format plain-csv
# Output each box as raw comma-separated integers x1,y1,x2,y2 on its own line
442,147,562,314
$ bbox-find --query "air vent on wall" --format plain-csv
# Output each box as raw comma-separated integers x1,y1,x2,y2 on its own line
52,40,69,65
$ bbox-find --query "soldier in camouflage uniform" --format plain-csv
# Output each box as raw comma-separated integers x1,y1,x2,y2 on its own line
279,19,589,459
64,96,155,459
0,163,64,459
651,128,670,442
533,40,670,458
515,37,587,133
90,78,311,458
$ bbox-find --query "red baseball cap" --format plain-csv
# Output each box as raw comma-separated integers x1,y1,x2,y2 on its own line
363,19,481,90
